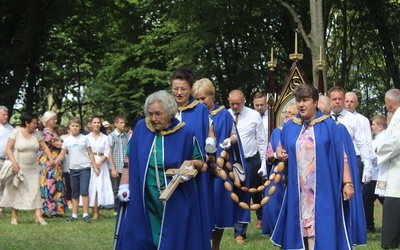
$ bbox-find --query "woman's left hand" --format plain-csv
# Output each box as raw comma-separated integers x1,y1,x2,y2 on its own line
46,160,55,169
343,185,354,200
94,167,101,176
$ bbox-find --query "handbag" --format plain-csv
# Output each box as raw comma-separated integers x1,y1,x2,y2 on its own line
233,162,245,182
12,170,24,188
232,146,245,182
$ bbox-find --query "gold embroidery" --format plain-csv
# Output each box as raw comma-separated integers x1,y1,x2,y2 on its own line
292,115,329,126
178,100,199,112
145,117,185,135
210,106,225,116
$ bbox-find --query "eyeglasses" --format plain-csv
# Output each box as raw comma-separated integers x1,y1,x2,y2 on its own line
172,87,190,93
147,112,165,119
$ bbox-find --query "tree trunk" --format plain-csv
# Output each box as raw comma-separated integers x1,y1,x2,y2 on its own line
276,0,326,89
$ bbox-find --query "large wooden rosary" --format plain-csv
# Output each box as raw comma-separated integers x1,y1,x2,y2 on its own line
206,149,286,211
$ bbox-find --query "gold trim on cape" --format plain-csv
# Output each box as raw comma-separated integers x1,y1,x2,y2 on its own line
210,106,225,116
292,115,329,126
178,100,199,112
145,117,185,135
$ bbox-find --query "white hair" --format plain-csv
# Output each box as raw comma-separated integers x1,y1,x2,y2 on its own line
42,111,57,125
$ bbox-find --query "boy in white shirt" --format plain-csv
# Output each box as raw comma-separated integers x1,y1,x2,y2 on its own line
363,114,386,233
54,117,98,223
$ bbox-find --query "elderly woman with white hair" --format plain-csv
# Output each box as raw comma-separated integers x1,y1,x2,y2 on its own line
38,111,69,217
114,90,211,250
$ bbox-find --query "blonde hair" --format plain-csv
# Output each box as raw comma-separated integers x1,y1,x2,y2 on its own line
192,78,216,98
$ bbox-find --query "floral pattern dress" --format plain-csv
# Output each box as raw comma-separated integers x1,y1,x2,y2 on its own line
38,128,69,216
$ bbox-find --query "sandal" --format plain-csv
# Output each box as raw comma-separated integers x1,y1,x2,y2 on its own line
10,218,18,225
35,217,48,226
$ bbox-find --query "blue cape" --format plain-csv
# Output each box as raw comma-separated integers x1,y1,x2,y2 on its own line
271,110,366,249
262,127,285,236
178,97,213,237
211,103,250,228
115,117,210,250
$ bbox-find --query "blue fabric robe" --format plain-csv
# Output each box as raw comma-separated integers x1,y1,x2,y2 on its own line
338,122,367,246
271,110,366,249
115,117,210,250
211,103,250,228
262,127,285,236
178,97,213,237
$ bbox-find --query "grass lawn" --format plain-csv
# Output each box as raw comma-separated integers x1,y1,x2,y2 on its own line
0,201,383,249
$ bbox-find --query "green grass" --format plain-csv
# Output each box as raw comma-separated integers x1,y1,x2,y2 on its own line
0,202,383,249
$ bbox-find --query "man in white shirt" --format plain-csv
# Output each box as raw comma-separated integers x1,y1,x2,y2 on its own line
253,92,270,178
328,86,373,184
345,91,373,146
253,92,268,141
228,89,268,244
376,89,400,248
0,106,14,217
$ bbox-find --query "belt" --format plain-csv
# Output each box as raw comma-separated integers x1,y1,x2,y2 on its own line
93,152,104,156
245,153,259,161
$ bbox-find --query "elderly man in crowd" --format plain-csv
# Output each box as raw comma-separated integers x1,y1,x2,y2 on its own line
0,106,14,217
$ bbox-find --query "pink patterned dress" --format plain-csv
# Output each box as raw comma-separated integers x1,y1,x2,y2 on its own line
296,126,316,237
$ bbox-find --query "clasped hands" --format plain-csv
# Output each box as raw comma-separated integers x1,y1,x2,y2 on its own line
275,146,288,162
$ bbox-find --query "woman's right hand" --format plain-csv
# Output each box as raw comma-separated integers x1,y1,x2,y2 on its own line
276,146,289,162
12,163,20,175
111,168,119,178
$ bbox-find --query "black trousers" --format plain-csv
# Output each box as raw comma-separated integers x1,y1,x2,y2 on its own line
362,180,384,230
382,197,400,249
234,153,263,238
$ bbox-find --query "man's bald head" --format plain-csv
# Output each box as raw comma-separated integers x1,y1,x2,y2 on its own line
345,91,359,113
229,89,246,113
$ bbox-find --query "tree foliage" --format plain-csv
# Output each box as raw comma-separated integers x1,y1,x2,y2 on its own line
0,0,399,125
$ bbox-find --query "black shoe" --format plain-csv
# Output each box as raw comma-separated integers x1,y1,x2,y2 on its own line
367,227,376,234
65,216,78,222
83,215,91,223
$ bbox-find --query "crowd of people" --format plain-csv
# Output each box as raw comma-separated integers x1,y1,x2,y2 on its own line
0,107,132,225
1,67,400,250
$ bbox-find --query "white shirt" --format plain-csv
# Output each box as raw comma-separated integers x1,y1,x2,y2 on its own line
261,113,269,143
60,134,71,172
371,130,386,180
354,111,372,149
229,106,267,161
0,124,13,158
62,134,92,170
330,109,372,171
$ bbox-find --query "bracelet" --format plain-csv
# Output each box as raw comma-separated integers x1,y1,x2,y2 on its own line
343,182,354,187
273,152,278,159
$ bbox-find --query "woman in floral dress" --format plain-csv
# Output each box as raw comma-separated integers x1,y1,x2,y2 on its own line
38,111,69,217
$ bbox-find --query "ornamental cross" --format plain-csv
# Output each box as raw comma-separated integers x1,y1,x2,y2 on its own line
159,160,198,201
